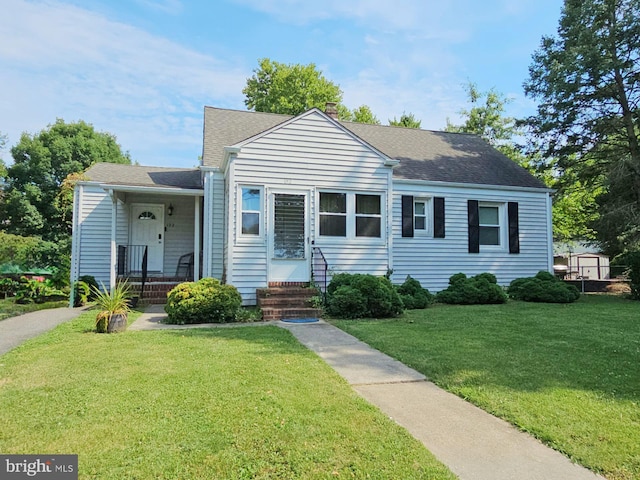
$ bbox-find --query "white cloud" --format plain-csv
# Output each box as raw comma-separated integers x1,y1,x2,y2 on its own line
0,0,247,166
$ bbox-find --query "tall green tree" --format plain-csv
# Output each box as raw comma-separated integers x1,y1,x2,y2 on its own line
445,82,518,147
243,58,344,116
447,82,600,244
524,0,640,254
348,105,381,125
1,119,131,241
389,112,421,129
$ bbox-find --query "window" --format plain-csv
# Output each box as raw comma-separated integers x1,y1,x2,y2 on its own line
241,187,261,236
414,200,427,232
319,191,382,239
355,194,381,237
319,192,347,236
138,211,156,220
479,205,500,245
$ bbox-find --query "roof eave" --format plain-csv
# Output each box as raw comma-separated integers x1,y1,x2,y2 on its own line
393,177,553,194
97,183,204,196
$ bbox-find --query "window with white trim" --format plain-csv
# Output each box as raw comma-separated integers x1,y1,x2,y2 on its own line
240,187,262,236
479,204,501,246
318,191,383,239
355,194,381,237
319,192,347,236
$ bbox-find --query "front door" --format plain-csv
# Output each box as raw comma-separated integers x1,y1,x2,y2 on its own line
268,191,310,282
130,203,165,272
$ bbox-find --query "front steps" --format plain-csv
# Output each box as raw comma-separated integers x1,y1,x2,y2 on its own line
125,277,184,305
257,285,323,321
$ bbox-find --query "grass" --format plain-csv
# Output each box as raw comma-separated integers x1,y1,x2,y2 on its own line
0,297,69,321
332,295,640,480
0,311,455,480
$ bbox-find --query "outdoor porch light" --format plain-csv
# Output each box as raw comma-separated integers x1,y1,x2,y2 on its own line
168,203,174,216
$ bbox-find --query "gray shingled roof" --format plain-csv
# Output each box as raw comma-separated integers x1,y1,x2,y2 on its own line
84,163,202,189
202,106,546,189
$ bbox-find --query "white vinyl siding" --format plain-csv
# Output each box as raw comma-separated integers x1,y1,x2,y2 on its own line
392,182,551,292
74,184,113,287
228,111,392,304
203,170,225,280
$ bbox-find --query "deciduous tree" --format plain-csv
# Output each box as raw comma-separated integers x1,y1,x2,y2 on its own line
524,0,640,254
243,58,344,116
389,112,421,129
1,119,131,241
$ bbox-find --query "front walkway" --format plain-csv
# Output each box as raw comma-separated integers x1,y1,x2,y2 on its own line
131,306,604,480
0,307,87,356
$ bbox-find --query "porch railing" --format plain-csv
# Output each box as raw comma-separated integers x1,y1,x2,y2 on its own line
117,244,148,300
117,245,149,276
312,246,328,297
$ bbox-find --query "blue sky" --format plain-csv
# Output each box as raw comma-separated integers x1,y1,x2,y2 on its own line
1,0,563,168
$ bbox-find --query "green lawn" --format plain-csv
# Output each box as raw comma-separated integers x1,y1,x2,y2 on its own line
0,311,455,480
0,297,69,321
332,295,640,480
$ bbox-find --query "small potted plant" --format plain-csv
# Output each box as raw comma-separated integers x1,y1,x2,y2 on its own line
93,281,132,333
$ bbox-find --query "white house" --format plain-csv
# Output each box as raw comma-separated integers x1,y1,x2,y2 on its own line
70,106,553,306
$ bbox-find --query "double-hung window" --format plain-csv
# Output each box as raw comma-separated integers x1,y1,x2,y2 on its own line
319,191,382,239
355,194,381,237
479,205,500,246
319,192,347,236
240,187,262,236
414,199,428,234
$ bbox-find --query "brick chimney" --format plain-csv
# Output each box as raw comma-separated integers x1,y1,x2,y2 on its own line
325,102,338,119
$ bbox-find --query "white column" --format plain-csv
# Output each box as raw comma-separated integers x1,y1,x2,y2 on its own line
194,196,201,280
110,190,117,291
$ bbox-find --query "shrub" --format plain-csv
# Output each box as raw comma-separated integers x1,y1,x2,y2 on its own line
73,281,90,307
396,276,434,310
165,278,242,324
79,275,100,300
436,272,507,305
614,251,640,300
326,273,403,318
15,277,67,304
0,278,20,298
508,271,580,303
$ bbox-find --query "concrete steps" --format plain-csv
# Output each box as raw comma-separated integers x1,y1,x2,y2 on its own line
256,286,322,321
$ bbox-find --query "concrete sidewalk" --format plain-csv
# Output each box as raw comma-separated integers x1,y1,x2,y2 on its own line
0,307,86,355
279,322,604,480
132,307,604,480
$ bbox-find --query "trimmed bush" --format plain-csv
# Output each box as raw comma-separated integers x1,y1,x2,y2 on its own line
326,273,403,319
436,272,507,305
508,271,580,303
165,278,242,324
396,276,434,309
73,281,90,307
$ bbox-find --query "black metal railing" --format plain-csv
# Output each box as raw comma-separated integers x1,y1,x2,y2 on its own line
117,245,149,276
312,246,328,297
117,244,149,299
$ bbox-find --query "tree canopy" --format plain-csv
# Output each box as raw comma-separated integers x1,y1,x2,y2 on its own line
347,105,381,125
1,119,131,241
243,58,344,116
445,82,518,146
389,112,422,129
524,0,640,254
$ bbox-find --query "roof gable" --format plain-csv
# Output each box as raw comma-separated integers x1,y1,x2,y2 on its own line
202,106,546,189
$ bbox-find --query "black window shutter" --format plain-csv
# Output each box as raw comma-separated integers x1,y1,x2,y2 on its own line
468,200,479,253
433,197,445,238
508,202,520,254
402,195,414,237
